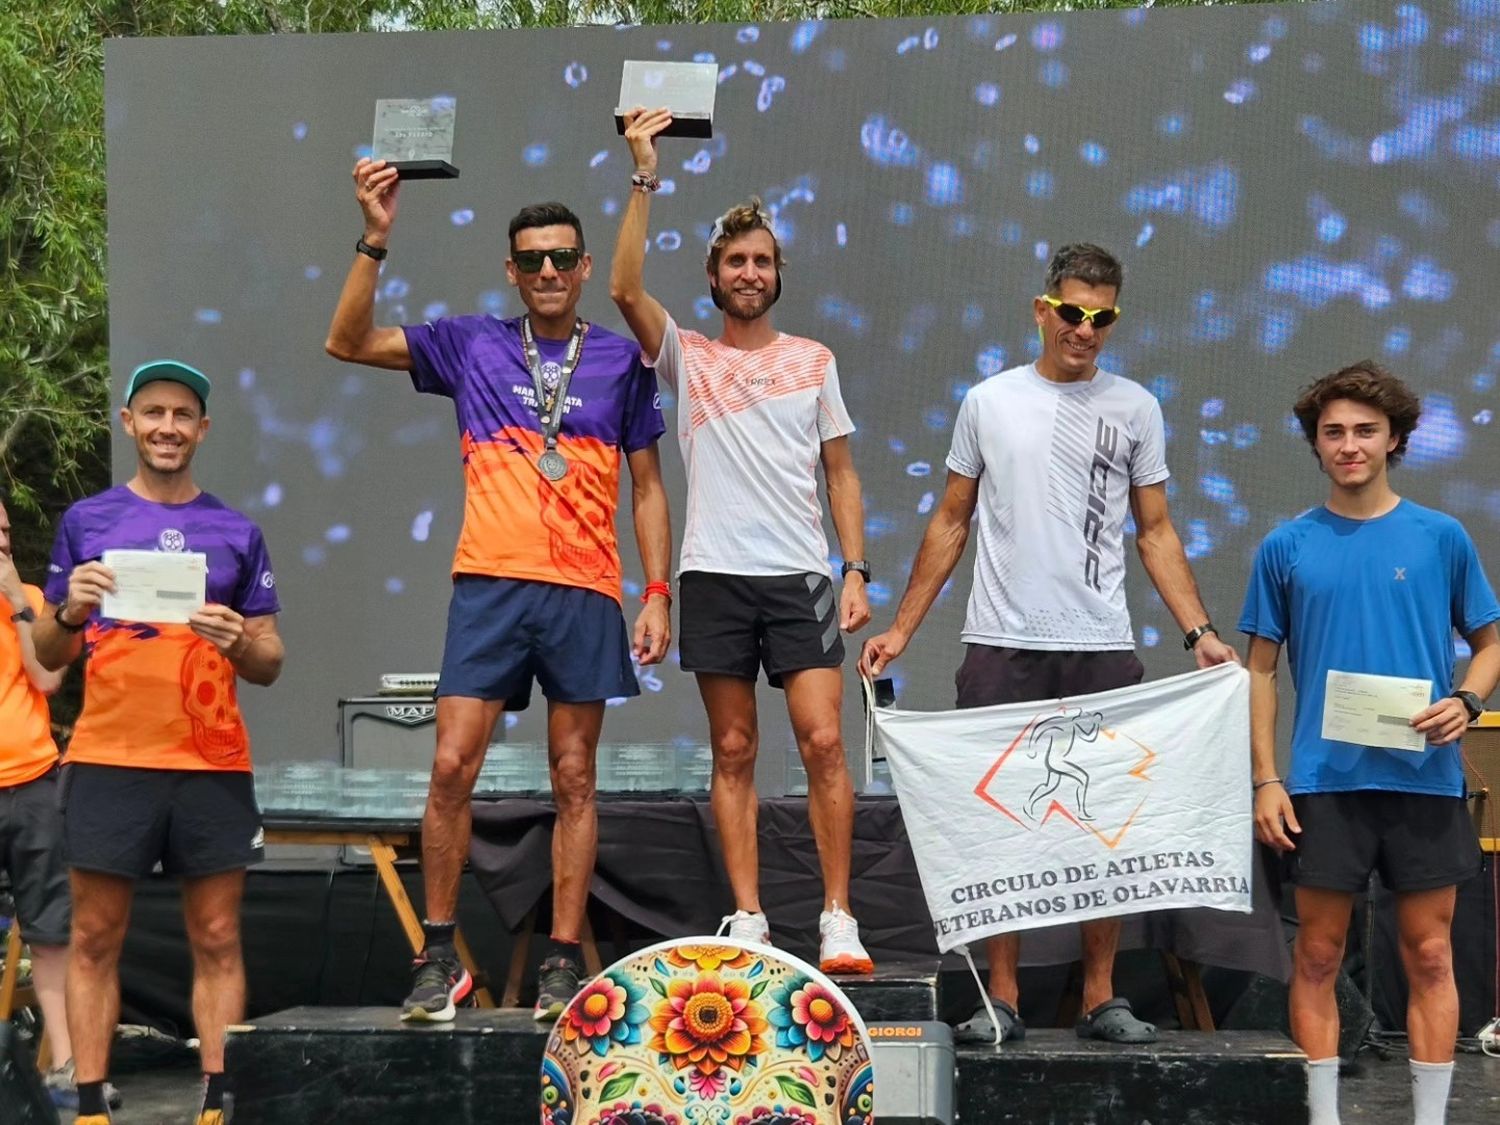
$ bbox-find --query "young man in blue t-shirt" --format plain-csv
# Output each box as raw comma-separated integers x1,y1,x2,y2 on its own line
1240,361,1500,1125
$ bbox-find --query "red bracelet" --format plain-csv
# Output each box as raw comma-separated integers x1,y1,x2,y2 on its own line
641,581,672,604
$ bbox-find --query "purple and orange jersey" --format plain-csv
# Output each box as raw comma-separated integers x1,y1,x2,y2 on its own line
45,486,279,772
403,315,665,603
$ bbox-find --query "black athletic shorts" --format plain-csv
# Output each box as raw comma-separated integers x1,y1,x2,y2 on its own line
0,768,71,946
1287,791,1480,894
678,571,845,689
955,644,1146,709
61,763,264,879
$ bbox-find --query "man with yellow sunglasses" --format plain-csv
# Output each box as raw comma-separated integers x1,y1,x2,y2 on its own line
862,242,1237,1044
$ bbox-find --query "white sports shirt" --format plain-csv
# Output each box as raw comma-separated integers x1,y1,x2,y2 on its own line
946,363,1169,650
649,316,855,576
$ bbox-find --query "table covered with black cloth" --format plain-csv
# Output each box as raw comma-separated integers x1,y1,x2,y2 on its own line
466,794,1292,981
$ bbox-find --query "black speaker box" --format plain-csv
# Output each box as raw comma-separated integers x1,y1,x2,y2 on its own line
338,696,441,771
1221,969,1375,1060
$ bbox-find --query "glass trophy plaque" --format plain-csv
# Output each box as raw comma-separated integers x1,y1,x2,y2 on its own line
615,61,718,139
372,97,459,179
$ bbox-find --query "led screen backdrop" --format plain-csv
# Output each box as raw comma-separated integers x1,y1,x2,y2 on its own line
103,1,1500,781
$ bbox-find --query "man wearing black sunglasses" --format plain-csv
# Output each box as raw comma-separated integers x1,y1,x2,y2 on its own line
611,108,876,977
862,242,1238,1045
327,158,673,1024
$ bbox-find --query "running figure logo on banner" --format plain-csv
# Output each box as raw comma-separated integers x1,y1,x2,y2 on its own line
873,663,1253,953
976,703,1154,846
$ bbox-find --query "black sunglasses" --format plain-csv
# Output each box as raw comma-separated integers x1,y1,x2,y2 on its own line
512,248,582,273
1040,295,1120,328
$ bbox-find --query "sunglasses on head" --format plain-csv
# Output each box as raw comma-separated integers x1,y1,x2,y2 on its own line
1040,294,1120,329
512,247,582,273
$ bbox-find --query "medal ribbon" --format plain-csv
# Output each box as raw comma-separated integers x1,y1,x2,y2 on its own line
521,315,588,460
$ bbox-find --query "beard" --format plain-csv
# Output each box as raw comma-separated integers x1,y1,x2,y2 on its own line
713,281,779,322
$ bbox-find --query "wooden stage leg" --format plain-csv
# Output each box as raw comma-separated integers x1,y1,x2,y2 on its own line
501,907,603,1010
1162,952,1216,1031
367,836,495,1008
503,908,537,1009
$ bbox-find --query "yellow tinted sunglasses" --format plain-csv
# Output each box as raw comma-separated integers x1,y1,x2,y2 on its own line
1039,294,1120,328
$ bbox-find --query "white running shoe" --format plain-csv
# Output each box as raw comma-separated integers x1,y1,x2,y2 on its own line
818,903,875,975
718,909,771,945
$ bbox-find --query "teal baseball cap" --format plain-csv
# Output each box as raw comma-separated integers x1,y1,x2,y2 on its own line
125,360,211,408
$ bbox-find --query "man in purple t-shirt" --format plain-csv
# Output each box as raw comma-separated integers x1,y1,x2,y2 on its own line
326,160,672,1021
33,361,284,1125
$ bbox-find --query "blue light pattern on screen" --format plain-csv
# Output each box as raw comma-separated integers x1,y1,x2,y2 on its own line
104,0,1500,770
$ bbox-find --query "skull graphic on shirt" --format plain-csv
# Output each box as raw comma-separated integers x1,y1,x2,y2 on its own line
538,458,610,584
180,644,248,765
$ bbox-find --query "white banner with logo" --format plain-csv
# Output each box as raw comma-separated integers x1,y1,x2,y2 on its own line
873,663,1253,954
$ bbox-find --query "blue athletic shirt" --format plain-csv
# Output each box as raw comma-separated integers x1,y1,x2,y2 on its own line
1239,499,1499,797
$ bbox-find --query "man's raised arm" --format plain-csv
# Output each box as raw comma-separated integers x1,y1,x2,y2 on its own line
609,108,672,364
325,158,412,370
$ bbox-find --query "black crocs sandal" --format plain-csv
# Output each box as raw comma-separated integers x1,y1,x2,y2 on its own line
954,998,1026,1044
1075,997,1158,1043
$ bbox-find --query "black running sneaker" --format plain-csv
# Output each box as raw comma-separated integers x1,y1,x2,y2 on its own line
533,955,583,1021
401,949,473,1022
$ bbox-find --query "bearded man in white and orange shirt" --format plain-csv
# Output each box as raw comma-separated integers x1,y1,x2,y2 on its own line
611,107,874,973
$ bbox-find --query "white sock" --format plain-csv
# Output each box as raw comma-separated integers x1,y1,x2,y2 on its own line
1409,1059,1454,1125
1307,1056,1340,1125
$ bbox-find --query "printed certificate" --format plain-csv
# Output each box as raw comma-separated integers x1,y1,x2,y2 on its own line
101,549,207,624
1322,670,1431,753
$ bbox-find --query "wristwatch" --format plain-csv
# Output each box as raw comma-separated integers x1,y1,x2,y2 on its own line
8,606,35,624
1452,690,1484,722
841,560,871,581
54,602,88,633
1183,623,1218,651
355,237,388,261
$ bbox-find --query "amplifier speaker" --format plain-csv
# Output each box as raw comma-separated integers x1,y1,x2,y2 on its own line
866,1022,955,1125
340,696,440,771
1221,969,1374,1060
1463,718,1499,838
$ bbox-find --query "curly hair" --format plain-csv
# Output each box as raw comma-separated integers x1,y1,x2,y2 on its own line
705,198,783,273
1292,360,1422,466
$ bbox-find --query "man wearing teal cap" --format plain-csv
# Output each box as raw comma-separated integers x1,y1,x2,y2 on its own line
34,358,284,1125
123,359,213,409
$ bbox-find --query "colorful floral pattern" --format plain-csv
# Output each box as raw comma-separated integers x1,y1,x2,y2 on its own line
648,970,768,1093
542,938,873,1124
664,943,756,972
560,972,650,1058
540,1053,574,1125
767,976,857,1063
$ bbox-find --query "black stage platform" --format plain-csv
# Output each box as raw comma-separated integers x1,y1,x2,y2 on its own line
226,1001,1309,1125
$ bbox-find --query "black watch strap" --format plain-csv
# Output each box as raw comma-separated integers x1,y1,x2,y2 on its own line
1183,623,1218,651
1452,690,1483,722
841,560,871,581
9,605,36,624
355,237,388,261
54,603,88,633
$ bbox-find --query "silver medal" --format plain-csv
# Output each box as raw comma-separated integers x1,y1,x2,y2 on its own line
538,450,569,480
